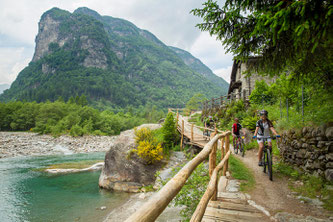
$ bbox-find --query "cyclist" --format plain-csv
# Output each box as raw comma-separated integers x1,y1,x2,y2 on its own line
232,118,242,149
253,110,280,166
204,116,214,138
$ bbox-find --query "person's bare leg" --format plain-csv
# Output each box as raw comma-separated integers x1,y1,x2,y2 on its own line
258,142,264,162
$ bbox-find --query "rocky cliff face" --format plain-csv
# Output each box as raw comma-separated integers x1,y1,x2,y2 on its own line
32,14,62,62
32,8,108,70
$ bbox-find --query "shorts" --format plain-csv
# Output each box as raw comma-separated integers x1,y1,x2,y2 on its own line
257,137,271,144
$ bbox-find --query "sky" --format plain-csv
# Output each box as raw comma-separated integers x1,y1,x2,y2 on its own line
0,0,233,85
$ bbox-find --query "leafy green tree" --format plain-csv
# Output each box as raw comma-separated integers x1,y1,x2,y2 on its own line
186,93,206,111
68,96,75,104
249,80,277,105
78,94,88,106
191,0,333,84
162,112,178,151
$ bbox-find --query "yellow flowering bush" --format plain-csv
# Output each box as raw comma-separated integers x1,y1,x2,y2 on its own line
134,127,163,164
134,127,153,144
136,141,163,164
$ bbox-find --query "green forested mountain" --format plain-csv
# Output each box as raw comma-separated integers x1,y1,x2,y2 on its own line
169,46,228,94
0,7,228,109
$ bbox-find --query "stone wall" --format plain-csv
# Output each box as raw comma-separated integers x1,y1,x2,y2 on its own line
279,123,333,182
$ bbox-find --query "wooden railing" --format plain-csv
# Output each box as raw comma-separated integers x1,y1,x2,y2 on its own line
125,113,231,222
169,109,223,148
202,89,250,112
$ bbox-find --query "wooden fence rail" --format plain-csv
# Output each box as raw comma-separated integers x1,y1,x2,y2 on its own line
125,112,231,222
202,89,250,112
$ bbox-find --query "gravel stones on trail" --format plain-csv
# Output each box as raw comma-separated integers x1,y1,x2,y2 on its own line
274,212,332,222
0,132,116,158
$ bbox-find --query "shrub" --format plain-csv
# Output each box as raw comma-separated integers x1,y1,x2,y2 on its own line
135,140,163,164
162,112,178,150
134,127,154,144
134,127,163,164
242,115,257,131
169,163,210,221
249,80,277,105
69,124,83,137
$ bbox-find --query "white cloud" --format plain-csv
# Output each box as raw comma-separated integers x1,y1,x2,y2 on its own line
0,0,233,84
0,47,32,84
189,32,234,71
214,66,232,83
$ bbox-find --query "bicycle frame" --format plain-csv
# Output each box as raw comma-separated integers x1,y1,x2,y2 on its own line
260,136,273,181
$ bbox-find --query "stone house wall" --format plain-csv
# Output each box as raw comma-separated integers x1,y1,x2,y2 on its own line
228,60,276,101
279,124,333,182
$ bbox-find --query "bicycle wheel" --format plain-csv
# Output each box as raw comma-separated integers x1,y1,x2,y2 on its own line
267,149,273,181
262,151,266,173
235,142,239,154
241,141,245,157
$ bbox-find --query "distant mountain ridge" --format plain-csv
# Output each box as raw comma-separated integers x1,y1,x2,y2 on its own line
0,7,228,108
169,46,229,92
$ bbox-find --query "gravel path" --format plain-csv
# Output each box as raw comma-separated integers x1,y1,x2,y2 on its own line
232,148,333,221
0,132,117,158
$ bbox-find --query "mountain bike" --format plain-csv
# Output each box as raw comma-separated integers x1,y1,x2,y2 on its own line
233,134,245,157
260,136,276,181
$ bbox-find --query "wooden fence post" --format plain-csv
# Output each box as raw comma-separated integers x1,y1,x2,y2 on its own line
221,138,225,161
223,135,230,176
191,124,194,142
209,140,217,200
180,119,184,151
176,110,179,126
220,137,225,178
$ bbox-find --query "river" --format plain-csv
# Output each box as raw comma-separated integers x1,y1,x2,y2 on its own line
0,152,132,222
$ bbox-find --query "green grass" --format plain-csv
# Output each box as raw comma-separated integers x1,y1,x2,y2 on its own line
274,161,333,211
244,140,257,151
272,139,280,156
229,154,255,191
44,160,103,170
152,128,164,144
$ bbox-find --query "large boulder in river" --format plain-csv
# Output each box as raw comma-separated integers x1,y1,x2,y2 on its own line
99,124,162,192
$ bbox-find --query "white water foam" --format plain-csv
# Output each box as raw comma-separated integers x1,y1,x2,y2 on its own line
54,144,74,155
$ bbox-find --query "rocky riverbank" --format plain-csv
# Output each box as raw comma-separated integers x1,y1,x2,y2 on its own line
0,132,117,158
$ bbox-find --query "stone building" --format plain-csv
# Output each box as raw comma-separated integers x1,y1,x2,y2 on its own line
227,58,276,101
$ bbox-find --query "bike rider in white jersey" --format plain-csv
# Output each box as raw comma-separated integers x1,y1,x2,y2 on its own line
253,110,280,166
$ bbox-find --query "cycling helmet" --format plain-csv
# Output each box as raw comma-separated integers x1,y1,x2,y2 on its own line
260,110,268,116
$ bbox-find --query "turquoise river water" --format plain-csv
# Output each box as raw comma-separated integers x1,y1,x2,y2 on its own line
0,153,131,222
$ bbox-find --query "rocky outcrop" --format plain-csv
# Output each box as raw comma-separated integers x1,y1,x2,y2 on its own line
32,13,63,62
99,124,163,192
32,8,108,70
279,123,333,181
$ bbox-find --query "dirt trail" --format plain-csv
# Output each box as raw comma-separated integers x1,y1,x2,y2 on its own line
232,148,332,220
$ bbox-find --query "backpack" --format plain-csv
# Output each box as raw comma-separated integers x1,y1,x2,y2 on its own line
257,120,264,135
257,119,273,135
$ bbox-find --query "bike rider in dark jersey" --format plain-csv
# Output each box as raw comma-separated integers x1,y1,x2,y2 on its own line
253,110,280,166
232,118,242,147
